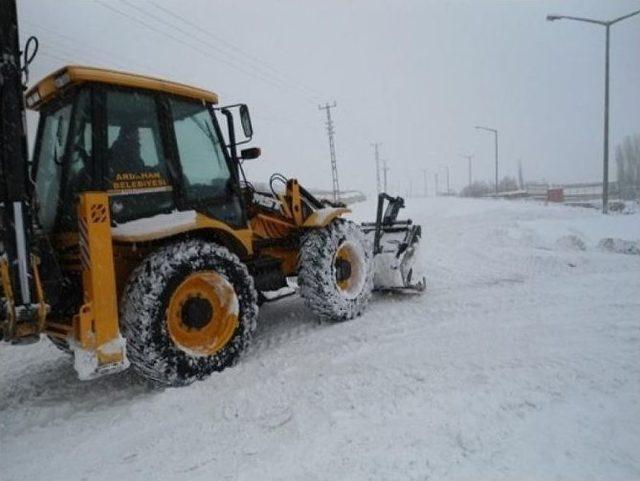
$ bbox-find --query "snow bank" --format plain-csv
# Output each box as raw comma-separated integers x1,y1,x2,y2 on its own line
1,197,639,481
512,210,640,252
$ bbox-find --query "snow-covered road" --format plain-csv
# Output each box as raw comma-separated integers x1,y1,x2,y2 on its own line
1,198,639,480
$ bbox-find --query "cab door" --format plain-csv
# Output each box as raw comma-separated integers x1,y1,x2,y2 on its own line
166,97,246,228
102,88,176,223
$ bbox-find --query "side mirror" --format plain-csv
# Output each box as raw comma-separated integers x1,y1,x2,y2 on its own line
239,104,253,138
240,147,261,160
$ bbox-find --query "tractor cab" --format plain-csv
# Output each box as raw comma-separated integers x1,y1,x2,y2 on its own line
27,66,248,234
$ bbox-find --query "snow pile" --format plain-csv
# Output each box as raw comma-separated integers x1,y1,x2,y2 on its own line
510,208,640,254
598,237,640,255
112,210,197,237
621,200,640,215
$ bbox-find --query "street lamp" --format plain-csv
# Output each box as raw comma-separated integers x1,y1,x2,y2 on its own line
547,8,640,214
439,165,450,195
459,153,473,186
381,158,390,192
475,126,499,193
420,169,429,197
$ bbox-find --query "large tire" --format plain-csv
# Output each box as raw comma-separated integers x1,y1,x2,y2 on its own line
299,219,374,321
120,239,258,386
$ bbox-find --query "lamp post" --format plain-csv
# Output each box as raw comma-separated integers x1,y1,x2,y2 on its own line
420,169,428,197
459,153,473,186
441,165,450,195
475,126,499,193
381,158,389,192
547,8,640,214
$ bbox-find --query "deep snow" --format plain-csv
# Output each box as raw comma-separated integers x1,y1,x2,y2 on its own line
1,197,639,480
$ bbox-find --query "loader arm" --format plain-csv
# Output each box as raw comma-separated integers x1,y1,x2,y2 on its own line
0,0,48,340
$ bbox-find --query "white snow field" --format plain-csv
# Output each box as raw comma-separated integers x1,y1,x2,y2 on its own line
1,197,639,481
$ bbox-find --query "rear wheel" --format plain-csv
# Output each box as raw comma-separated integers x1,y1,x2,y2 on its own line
120,239,258,386
299,219,373,321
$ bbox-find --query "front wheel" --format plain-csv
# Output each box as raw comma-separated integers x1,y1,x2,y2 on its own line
120,239,258,386
298,219,374,321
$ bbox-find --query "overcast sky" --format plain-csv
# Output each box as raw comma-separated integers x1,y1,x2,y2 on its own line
19,0,640,196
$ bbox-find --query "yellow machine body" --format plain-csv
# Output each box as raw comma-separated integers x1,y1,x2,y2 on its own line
73,192,127,376
2,65,352,380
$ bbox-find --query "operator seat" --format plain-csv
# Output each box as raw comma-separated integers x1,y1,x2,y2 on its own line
108,124,146,178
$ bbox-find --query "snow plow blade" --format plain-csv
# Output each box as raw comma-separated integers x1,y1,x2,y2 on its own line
362,194,426,292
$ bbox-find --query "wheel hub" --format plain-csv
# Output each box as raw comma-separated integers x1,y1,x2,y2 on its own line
167,271,239,356
335,258,352,283
334,241,366,298
180,296,214,330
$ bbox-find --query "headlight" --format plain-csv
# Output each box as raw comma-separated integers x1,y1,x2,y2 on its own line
26,91,41,108
54,73,70,88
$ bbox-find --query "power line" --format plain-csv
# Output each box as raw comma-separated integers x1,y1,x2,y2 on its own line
38,38,128,71
22,18,158,72
459,153,473,187
381,157,389,192
38,51,75,65
27,10,325,136
318,101,340,202
122,0,303,94
420,169,428,197
94,0,318,104
148,0,323,100
252,112,318,130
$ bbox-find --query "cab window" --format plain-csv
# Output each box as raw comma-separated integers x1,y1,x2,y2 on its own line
169,99,230,202
105,90,174,222
59,89,92,229
106,91,167,185
34,100,72,231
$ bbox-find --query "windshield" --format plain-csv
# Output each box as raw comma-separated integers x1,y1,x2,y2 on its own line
169,99,231,202
34,101,72,231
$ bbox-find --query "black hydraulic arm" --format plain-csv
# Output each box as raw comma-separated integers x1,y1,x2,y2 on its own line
361,193,411,255
0,0,34,305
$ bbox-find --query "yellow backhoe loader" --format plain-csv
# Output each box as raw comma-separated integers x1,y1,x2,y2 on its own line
0,1,424,386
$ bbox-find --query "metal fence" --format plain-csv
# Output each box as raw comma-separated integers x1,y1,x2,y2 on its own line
524,181,640,203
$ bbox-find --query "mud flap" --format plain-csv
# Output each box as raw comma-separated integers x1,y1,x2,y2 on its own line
72,193,130,380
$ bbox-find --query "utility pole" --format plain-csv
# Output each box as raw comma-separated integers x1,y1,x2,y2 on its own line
459,154,473,186
475,126,499,193
381,158,389,192
445,166,450,194
518,158,524,190
547,8,640,214
318,101,340,202
420,169,428,197
370,142,382,194
439,165,450,195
